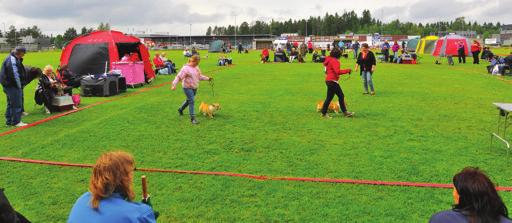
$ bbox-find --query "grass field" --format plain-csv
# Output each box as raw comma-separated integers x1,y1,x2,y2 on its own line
1,49,512,222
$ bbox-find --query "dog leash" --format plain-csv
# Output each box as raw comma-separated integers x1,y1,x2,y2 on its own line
209,78,215,97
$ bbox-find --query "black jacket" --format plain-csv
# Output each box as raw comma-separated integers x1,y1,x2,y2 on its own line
0,53,25,88
357,51,377,72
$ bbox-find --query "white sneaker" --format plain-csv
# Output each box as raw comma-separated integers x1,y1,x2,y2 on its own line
22,112,29,117
45,107,51,114
15,122,28,127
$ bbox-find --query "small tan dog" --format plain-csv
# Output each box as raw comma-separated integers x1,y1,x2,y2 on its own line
199,102,221,118
316,101,340,113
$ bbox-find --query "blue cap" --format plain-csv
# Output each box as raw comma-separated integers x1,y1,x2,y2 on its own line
14,46,26,53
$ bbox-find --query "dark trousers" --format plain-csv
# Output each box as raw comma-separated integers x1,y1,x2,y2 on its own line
458,51,466,64
3,86,23,126
321,81,348,115
472,51,480,64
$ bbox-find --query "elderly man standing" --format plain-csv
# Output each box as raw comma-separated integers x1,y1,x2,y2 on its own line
0,47,28,127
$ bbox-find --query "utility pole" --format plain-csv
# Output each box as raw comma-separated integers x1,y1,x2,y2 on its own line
235,15,237,46
189,24,192,46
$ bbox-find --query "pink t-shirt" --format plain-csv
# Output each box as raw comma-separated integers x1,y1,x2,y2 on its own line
172,64,209,89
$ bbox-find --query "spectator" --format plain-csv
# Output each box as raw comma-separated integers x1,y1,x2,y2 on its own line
458,41,466,64
121,53,131,62
355,43,377,95
153,53,168,74
171,55,212,125
191,47,199,56
382,41,390,62
352,41,360,59
289,48,298,63
308,41,314,54
402,41,406,51
321,48,354,118
261,48,270,63
481,47,494,61
35,65,67,114
183,48,192,57
160,53,176,74
130,52,140,62
237,42,243,54
471,40,482,64
68,151,157,223
392,41,400,63
0,47,28,127
429,167,511,223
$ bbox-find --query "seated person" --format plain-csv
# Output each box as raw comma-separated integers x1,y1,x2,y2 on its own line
121,53,131,62
321,48,327,57
57,65,80,90
160,52,176,73
129,52,140,62
191,47,199,56
67,151,157,223
481,47,494,61
274,48,288,63
261,48,270,63
35,65,68,114
289,48,299,63
218,54,233,66
429,167,511,223
183,48,192,57
153,53,170,74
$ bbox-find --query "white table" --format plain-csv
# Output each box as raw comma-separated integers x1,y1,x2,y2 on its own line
491,103,512,153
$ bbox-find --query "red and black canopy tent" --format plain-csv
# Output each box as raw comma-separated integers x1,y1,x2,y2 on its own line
60,30,155,80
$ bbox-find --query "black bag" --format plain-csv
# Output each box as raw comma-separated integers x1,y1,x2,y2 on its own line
0,189,30,223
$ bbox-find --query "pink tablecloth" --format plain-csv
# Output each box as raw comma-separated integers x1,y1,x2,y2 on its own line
112,62,145,86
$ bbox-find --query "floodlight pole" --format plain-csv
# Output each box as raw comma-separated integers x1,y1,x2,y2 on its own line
235,15,237,46
189,24,192,47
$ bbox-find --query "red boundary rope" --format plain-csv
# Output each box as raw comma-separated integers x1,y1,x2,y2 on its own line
0,66,231,138
2,156,512,191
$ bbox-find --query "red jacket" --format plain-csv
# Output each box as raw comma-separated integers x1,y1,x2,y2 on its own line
471,42,481,52
323,56,351,82
153,56,164,68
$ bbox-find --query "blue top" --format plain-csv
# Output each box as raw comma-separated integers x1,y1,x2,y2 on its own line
68,192,156,223
430,210,512,223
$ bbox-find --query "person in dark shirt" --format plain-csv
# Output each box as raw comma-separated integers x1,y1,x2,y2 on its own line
355,43,377,95
429,167,512,223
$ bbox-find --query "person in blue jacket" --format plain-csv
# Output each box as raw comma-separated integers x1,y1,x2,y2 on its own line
0,46,28,127
68,151,157,223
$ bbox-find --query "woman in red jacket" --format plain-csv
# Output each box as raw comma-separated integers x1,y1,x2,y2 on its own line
321,48,354,118
471,40,482,64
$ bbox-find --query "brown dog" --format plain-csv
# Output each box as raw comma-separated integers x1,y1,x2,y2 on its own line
316,101,340,113
199,102,221,118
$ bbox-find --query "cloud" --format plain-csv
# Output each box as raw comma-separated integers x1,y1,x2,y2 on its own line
0,0,225,26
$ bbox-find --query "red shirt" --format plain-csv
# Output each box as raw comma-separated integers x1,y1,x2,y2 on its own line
471,42,481,52
262,49,269,57
153,56,164,68
308,42,313,49
130,54,140,62
323,57,351,82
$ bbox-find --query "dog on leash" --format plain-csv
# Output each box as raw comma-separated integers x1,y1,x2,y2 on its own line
199,102,221,118
316,101,340,113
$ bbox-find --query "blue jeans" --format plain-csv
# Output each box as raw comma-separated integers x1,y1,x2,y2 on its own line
361,71,375,93
179,88,197,118
353,49,359,59
3,86,23,125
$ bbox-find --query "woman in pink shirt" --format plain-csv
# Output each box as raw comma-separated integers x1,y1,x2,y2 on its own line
171,55,212,124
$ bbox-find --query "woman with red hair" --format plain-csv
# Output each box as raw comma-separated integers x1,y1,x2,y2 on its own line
68,151,157,223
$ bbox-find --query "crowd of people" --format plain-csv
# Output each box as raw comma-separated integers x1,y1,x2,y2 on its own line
3,150,510,223
153,52,176,75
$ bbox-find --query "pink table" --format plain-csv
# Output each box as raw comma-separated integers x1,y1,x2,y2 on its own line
112,62,145,87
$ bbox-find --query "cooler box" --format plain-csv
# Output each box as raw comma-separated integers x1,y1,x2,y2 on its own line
112,62,145,88
51,95,74,111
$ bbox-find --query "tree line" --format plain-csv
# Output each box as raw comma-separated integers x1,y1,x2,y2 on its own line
205,10,503,38
2,22,111,48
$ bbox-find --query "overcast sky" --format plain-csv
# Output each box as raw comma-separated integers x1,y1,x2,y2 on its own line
0,0,510,36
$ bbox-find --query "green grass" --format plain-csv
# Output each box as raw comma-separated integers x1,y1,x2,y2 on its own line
1,49,512,222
